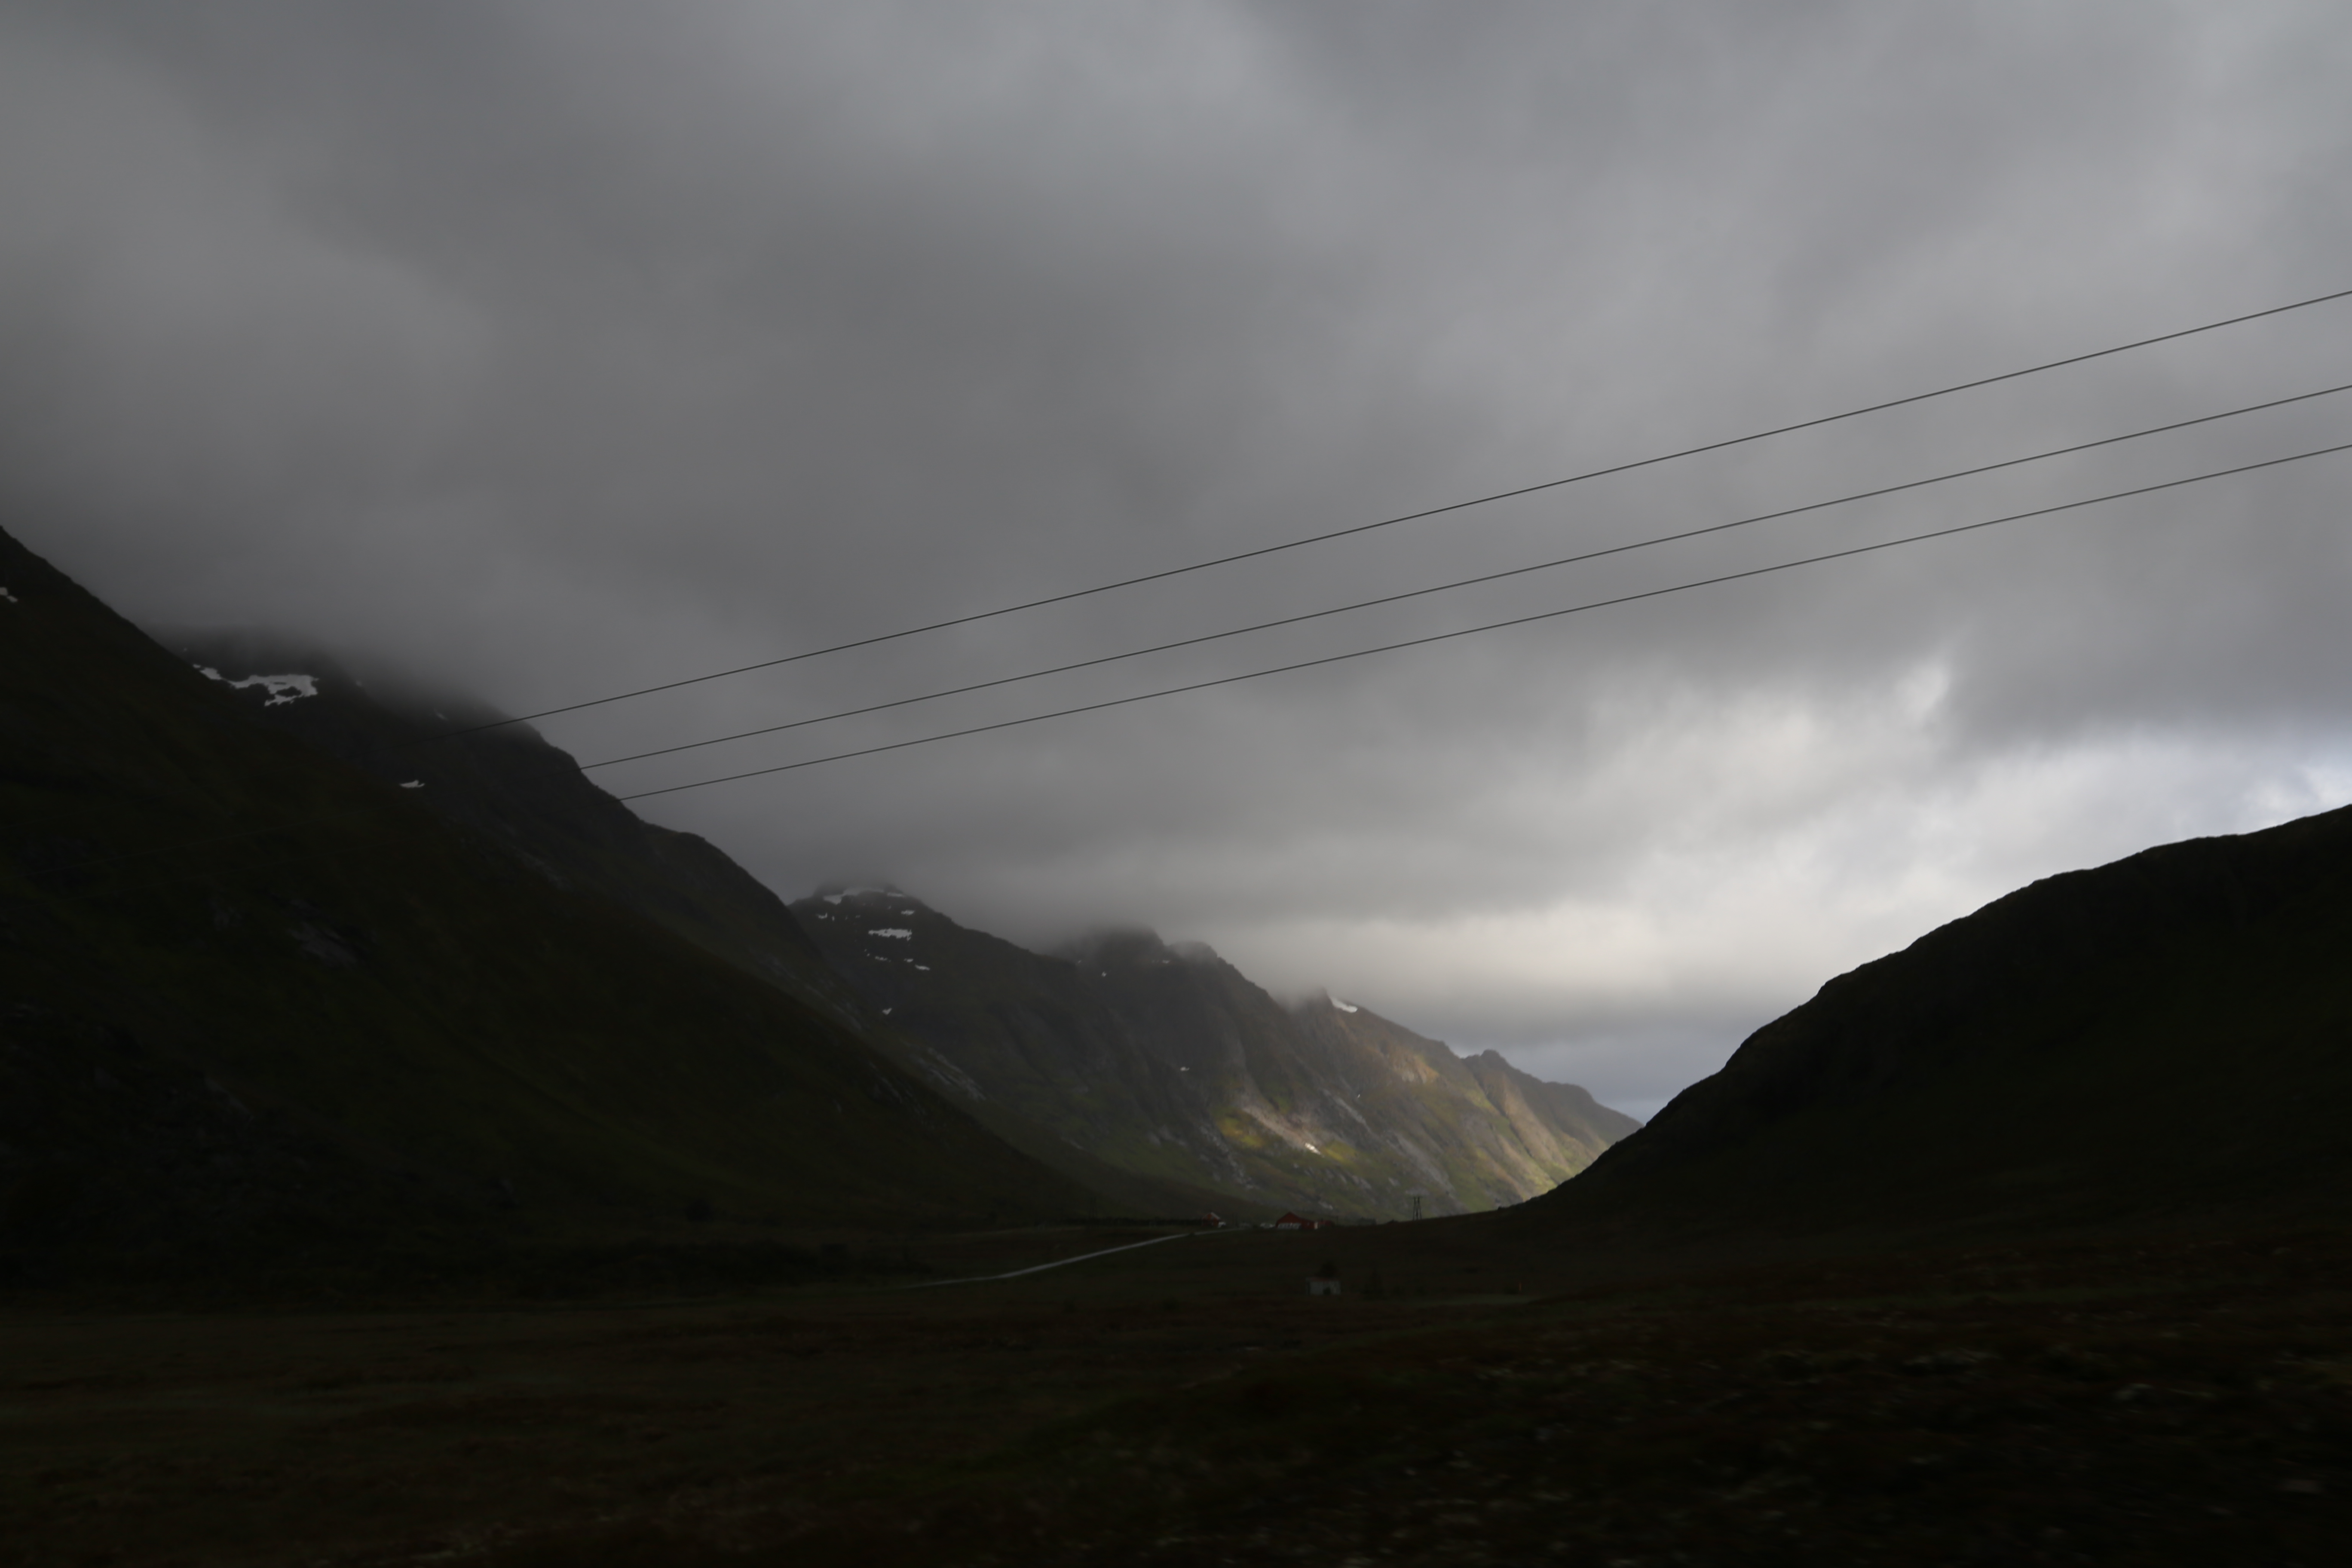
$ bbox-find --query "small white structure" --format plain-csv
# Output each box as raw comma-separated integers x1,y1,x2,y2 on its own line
1307,1277,1341,1296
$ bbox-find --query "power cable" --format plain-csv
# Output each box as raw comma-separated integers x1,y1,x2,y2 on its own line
431,284,2352,742
40,432,2349,882
578,382,2352,773
613,438,2352,802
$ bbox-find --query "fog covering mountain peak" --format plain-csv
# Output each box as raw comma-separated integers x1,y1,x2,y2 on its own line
1052,925,1225,972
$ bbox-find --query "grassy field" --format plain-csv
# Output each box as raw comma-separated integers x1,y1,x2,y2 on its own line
5,1215,2348,1566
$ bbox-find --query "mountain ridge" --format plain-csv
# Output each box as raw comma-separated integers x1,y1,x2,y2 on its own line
1512,799,2352,1244
157,628,867,1031
793,887,1638,1219
0,524,1090,1274
141,627,1639,1226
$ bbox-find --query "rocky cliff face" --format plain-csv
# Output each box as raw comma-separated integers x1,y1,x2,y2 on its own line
794,889,1638,1219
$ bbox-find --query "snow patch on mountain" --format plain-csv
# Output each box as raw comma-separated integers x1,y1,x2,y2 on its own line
819,885,898,906
196,666,319,706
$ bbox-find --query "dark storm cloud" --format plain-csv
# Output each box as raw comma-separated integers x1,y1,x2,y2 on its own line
5,1,2349,1110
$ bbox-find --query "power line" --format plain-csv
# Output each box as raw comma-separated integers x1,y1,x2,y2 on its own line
435,284,2352,742
49,292,2352,878
614,438,2352,802
579,381,2352,773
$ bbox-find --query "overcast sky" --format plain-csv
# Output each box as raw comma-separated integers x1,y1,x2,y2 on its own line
6,2,2349,1115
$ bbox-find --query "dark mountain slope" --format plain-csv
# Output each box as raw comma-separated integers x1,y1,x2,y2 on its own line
1519,804,2352,1241
156,645,1243,1226
149,636,1639,1226
789,893,1266,1213
0,525,1084,1271
794,889,1637,1218
158,630,863,1029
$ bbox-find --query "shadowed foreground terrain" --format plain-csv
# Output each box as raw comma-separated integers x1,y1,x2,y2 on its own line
13,791,2343,1564
3,1219,2347,1566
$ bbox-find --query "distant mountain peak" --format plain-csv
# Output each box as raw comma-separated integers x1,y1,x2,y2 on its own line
813,883,918,908
790,883,1639,1219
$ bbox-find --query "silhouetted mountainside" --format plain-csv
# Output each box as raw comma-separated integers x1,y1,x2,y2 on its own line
158,629,862,1029
145,636,1636,1227
1519,804,2352,1241
142,642,1291,1223
792,889,1637,1219
0,526,1085,1276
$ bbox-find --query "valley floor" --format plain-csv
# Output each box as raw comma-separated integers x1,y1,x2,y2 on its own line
3,1220,2349,1566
